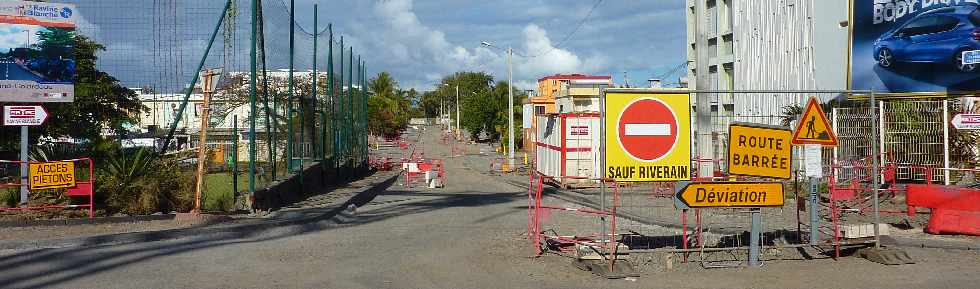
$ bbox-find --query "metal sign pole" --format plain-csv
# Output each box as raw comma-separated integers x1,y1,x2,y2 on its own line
809,176,818,244
749,208,761,266
20,126,28,207
599,89,607,246
871,90,881,249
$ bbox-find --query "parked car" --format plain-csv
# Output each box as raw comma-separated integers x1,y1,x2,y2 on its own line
873,4,980,72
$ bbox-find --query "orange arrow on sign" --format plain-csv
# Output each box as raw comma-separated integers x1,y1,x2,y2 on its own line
674,182,784,209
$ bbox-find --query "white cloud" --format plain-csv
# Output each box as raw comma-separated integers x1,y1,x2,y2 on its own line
372,0,483,71
364,1,613,90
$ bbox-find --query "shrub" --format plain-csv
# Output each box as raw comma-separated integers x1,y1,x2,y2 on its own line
97,148,193,215
0,188,18,208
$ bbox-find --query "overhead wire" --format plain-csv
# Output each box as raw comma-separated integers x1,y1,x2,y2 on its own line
523,0,603,58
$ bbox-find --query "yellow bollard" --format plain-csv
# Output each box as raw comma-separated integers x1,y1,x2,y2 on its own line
523,152,528,166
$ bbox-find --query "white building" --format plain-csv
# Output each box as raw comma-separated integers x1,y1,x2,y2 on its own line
686,0,849,121
686,0,849,175
554,78,612,114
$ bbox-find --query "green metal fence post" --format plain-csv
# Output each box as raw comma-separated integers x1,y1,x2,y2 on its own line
312,5,319,162
362,60,368,167
160,0,232,154
286,0,295,173
249,0,258,194
347,47,354,169
339,37,345,167
233,114,239,196
258,1,274,182
328,25,336,170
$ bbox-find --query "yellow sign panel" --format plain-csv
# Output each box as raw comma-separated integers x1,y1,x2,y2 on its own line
604,90,691,181
675,182,784,208
728,123,793,179
792,97,838,146
29,161,76,190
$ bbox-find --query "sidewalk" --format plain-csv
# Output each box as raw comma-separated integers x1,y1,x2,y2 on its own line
0,170,401,251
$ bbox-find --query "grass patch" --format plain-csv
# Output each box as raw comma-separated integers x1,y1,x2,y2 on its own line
202,172,248,212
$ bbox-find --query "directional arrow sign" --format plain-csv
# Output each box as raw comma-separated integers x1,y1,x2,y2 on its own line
674,182,784,209
3,106,49,126
952,114,980,130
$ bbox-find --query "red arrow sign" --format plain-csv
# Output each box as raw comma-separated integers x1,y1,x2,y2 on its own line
3,106,49,126
617,98,679,161
952,114,980,130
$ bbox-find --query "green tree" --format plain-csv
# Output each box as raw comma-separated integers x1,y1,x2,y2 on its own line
367,72,411,138
0,34,145,154
433,71,527,143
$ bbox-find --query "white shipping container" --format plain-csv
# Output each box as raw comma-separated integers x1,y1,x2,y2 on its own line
535,113,601,187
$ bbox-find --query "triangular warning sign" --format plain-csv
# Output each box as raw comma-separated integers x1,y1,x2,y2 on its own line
792,97,838,146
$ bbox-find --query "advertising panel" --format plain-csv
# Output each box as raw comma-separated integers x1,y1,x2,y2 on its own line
0,0,76,102
850,0,980,96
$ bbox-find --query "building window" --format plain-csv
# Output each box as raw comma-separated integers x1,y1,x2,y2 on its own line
535,105,546,115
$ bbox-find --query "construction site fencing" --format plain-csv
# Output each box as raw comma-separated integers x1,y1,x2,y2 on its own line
62,0,375,212
528,89,979,270
0,158,95,218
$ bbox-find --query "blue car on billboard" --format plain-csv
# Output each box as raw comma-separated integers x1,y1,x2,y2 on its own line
874,4,980,73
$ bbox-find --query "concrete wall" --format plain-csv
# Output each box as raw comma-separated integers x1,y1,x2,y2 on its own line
251,161,373,211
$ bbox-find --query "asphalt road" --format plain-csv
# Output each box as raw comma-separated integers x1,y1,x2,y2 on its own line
0,61,41,81
0,127,567,289
0,126,979,289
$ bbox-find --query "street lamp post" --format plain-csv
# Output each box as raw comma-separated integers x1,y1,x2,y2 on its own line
456,84,461,139
481,41,515,170
442,83,461,138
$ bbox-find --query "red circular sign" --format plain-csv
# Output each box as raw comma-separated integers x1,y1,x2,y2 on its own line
617,98,678,161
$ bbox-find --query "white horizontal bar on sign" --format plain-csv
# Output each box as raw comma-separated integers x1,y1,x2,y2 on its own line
624,123,670,136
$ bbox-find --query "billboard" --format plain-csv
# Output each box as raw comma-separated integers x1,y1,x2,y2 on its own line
850,0,980,96
0,0,76,102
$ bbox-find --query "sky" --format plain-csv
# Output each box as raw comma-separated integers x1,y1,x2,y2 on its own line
0,24,42,52
61,0,688,92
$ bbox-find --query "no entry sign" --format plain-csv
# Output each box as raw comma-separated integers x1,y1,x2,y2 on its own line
618,98,678,161
605,90,690,182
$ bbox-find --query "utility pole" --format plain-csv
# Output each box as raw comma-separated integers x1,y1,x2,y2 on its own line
455,83,460,139
193,69,220,213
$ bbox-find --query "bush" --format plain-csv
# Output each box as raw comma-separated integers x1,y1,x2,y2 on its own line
0,188,18,208
96,148,194,215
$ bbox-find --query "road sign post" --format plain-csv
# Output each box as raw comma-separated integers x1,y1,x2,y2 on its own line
20,126,27,207
749,208,762,266
4,105,49,207
674,181,784,267
791,96,838,246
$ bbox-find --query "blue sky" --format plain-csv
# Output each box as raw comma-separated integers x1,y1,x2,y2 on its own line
0,24,42,52
63,0,688,92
